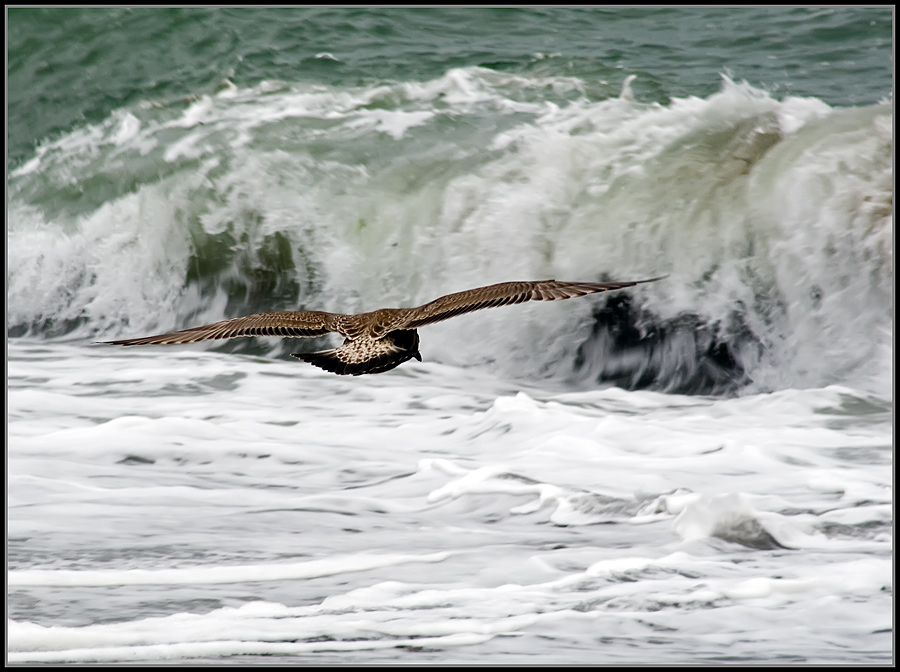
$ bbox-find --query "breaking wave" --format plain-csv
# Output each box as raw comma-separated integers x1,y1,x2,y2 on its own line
7,69,893,394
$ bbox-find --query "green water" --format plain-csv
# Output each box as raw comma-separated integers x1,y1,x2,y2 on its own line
8,7,892,168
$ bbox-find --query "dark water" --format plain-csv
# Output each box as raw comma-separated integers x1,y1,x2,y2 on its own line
8,7,892,167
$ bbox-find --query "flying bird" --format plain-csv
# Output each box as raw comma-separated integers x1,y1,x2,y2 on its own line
103,276,664,375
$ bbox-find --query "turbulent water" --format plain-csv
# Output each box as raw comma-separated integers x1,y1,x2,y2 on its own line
7,7,894,664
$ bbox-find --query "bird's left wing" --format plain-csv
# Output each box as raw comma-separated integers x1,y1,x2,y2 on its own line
102,310,344,346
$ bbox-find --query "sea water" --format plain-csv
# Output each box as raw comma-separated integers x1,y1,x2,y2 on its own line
7,7,893,664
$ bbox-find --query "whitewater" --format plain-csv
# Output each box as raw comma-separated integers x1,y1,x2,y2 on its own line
8,66,893,664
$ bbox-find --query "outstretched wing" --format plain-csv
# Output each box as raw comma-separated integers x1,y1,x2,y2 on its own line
102,310,345,346
399,277,665,329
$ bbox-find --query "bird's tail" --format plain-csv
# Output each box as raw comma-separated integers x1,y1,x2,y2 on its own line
291,349,354,375
291,345,420,376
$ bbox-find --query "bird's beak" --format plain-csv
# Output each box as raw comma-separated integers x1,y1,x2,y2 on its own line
414,352,422,361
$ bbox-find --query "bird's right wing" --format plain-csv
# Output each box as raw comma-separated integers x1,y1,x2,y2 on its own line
102,310,345,346
399,277,665,329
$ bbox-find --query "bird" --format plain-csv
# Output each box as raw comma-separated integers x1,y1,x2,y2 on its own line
102,276,664,376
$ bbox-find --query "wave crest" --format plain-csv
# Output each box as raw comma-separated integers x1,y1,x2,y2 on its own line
7,71,892,393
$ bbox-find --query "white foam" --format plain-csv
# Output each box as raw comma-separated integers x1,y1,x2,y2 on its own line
7,339,893,663
6,70,893,386
9,552,451,587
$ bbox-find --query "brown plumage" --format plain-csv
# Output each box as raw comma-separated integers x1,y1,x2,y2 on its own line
103,277,665,375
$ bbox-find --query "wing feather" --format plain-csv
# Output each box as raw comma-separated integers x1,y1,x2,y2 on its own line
399,277,665,329
103,310,344,346
101,276,666,350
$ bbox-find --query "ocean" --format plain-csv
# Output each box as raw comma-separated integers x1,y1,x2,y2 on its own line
7,7,893,664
